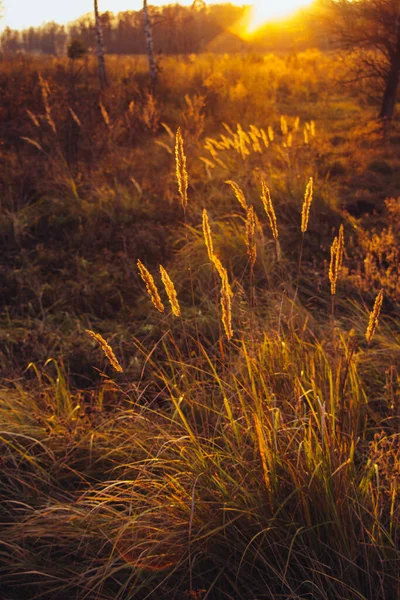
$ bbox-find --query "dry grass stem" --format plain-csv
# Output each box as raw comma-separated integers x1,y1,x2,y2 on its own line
160,265,181,317
301,177,313,233
99,102,110,126
225,180,248,210
137,259,165,313
253,413,270,491
212,255,228,284
220,276,233,340
202,209,214,261
260,179,279,240
246,206,257,267
175,127,188,210
366,289,384,344
86,329,123,372
329,224,345,295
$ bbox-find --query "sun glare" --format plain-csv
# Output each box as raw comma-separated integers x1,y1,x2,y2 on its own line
244,0,315,35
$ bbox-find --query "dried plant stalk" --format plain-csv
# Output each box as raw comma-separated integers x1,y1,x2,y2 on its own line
26,109,40,127
366,289,384,344
99,102,110,126
160,265,181,317
212,255,228,284
301,177,313,233
137,259,165,313
220,276,233,340
260,179,279,240
225,180,248,210
329,224,345,295
39,74,56,134
175,127,188,210
202,209,214,261
246,206,257,267
86,329,123,372
253,413,270,490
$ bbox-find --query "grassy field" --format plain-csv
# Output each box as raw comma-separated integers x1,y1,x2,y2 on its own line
0,51,399,599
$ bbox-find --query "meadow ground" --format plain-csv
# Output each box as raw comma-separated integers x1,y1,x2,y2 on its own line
0,51,399,599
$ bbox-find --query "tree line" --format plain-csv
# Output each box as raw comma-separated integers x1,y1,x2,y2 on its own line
0,2,322,57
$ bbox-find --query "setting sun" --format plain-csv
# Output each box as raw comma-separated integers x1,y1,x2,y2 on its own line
244,0,315,34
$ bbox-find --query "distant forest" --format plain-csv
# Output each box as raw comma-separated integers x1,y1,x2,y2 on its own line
0,2,326,55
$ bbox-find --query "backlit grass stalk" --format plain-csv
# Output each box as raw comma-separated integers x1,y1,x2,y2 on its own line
225,179,248,211
160,265,181,317
220,275,234,341
202,208,214,261
85,329,123,372
366,289,384,344
245,205,257,310
293,177,314,316
137,259,165,313
175,127,188,211
329,225,345,321
260,178,280,261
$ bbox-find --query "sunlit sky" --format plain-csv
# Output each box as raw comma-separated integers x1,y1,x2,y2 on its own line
2,0,314,32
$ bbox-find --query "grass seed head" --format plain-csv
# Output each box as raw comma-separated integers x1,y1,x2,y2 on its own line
221,276,233,340
329,224,345,295
246,205,257,267
86,329,123,372
160,265,181,317
225,180,248,211
301,177,313,233
137,259,165,313
366,289,384,344
175,127,188,210
261,179,279,240
202,209,214,261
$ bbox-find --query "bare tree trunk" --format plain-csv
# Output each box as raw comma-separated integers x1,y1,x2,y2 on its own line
379,6,400,121
94,0,107,88
379,63,400,121
143,0,157,87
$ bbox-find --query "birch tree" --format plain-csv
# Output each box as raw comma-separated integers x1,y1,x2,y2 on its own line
143,0,158,87
94,0,107,87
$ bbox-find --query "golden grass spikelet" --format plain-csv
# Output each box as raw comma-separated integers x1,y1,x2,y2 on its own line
212,254,228,284
280,115,288,135
175,127,188,210
246,205,257,267
69,107,81,128
253,413,270,491
99,102,110,126
202,209,214,261
329,225,345,295
329,236,339,295
337,224,345,272
301,177,313,233
160,265,181,317
220,276,233,341
137,259,165,313
225,180,248,211
26,109,40,127
366,289,384,344
260,179,279,240
260,128,269,148
86,329,123,372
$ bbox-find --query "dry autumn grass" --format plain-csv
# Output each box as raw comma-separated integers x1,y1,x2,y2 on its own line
0,51,399,600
